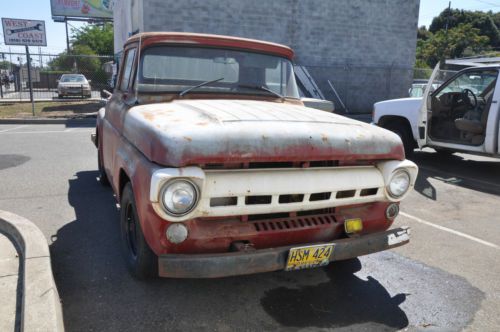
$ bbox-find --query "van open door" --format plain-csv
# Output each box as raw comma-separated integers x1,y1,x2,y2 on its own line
417,63,441,148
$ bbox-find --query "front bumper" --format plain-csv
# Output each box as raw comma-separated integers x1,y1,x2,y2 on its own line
158,226,410,278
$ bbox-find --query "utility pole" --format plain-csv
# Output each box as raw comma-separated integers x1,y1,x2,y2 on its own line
8,47,13,73
65,18,70,54
25,46,35,116
445,1,451,34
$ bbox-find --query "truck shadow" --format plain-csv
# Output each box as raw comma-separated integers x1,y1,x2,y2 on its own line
50,170,409,330
260,259,409,329
411,150,500,199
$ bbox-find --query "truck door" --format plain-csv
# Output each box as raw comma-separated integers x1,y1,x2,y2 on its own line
417,63,441,148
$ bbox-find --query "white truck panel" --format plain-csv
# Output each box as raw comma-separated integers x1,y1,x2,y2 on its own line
373,97,422,141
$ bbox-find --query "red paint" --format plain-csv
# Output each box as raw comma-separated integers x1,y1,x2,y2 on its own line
128,32,295,60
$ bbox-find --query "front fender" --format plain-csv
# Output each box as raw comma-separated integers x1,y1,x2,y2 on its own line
373,97,422,141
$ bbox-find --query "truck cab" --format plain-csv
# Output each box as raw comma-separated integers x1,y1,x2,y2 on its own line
373,65,500,158
93,32,416,279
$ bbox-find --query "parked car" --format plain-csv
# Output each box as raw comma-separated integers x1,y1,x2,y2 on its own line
373,64,500,158
57,74,91,98
92,32,417,279
409,81,442,98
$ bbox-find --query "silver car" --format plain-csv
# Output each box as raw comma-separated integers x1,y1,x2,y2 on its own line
57,74,91,98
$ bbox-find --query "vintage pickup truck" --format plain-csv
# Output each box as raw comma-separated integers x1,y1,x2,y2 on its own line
92,32,417,279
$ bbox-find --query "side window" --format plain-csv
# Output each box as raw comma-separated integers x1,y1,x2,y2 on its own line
119,48,137,91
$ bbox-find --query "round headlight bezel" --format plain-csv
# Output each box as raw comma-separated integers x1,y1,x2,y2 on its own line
159,179,199,217
386,169,411,199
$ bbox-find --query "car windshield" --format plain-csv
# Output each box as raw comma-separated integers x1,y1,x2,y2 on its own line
437,70,498,97
138,46,300,98
61,75,85,83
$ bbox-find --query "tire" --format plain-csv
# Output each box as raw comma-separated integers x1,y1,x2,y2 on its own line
120,183,158,279
97,142,110,186
384,122,415,158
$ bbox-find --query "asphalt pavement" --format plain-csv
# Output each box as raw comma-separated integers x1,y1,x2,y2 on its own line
0,123,499,331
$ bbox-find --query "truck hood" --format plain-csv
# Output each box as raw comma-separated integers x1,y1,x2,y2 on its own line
374,97,422,107
124,99,404,167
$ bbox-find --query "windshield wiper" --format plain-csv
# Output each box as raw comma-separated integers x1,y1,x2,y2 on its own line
236,84,285,101
179,77,225,97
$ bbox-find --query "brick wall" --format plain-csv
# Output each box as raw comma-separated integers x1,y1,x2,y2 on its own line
140,0,420,113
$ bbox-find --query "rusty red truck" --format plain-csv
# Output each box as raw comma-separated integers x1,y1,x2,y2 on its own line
92,32,418,279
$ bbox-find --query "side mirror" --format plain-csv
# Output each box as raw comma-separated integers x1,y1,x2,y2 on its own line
87,80,92,84
301,98,335,113
56,79,59,83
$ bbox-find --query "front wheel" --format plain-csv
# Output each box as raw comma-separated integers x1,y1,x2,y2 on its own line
384,122,415,158
120,183,158,279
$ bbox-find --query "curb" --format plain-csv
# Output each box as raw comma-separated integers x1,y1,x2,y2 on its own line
0,210,64,332
0,118,96,125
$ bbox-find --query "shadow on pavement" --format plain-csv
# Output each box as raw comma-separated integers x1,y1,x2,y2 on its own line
261,259,408,330
64,119,96,128
41,102,102,114
411,150,500,199
49,170,411,331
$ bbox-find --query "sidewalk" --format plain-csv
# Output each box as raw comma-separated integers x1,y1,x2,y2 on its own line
0,210,64,331
0,232,20,331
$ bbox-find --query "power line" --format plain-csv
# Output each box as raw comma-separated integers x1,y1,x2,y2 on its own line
473,0,500,8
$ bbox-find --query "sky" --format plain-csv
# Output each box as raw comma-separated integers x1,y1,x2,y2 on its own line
419,0,500,27
0,0,499,56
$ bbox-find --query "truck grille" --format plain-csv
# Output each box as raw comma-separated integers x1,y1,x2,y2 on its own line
198,166,385,219
252,213,337,233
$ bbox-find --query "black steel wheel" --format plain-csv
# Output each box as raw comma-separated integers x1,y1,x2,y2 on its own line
385,122,415,158
120,183,158,279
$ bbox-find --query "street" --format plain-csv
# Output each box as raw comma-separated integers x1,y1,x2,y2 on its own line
0,123,499,331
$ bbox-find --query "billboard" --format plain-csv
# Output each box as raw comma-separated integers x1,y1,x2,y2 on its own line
50,0,114,19
1,18,47,46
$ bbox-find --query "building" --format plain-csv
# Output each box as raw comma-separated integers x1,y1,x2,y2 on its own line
114,0,420,113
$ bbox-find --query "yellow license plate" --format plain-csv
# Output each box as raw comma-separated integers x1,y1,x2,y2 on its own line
285,244,334,271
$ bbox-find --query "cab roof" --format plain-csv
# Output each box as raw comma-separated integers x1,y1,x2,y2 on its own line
125,32,294,60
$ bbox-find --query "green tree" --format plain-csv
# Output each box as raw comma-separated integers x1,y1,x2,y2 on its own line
417,26,431,41
417,23,490,67
0,60,15,70
429,9,500,48
71,23,114,55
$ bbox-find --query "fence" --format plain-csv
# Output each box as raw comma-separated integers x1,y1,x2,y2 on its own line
0,52,114,101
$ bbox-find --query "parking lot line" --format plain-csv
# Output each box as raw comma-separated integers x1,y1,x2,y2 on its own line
0,125,28,133
400,211,500,250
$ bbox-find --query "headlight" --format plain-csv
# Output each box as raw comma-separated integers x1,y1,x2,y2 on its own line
160,179,199,216
387,169,410,198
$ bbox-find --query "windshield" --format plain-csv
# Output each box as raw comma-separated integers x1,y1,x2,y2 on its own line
61,75,86,83
138,46,300,98
436,70,498,97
